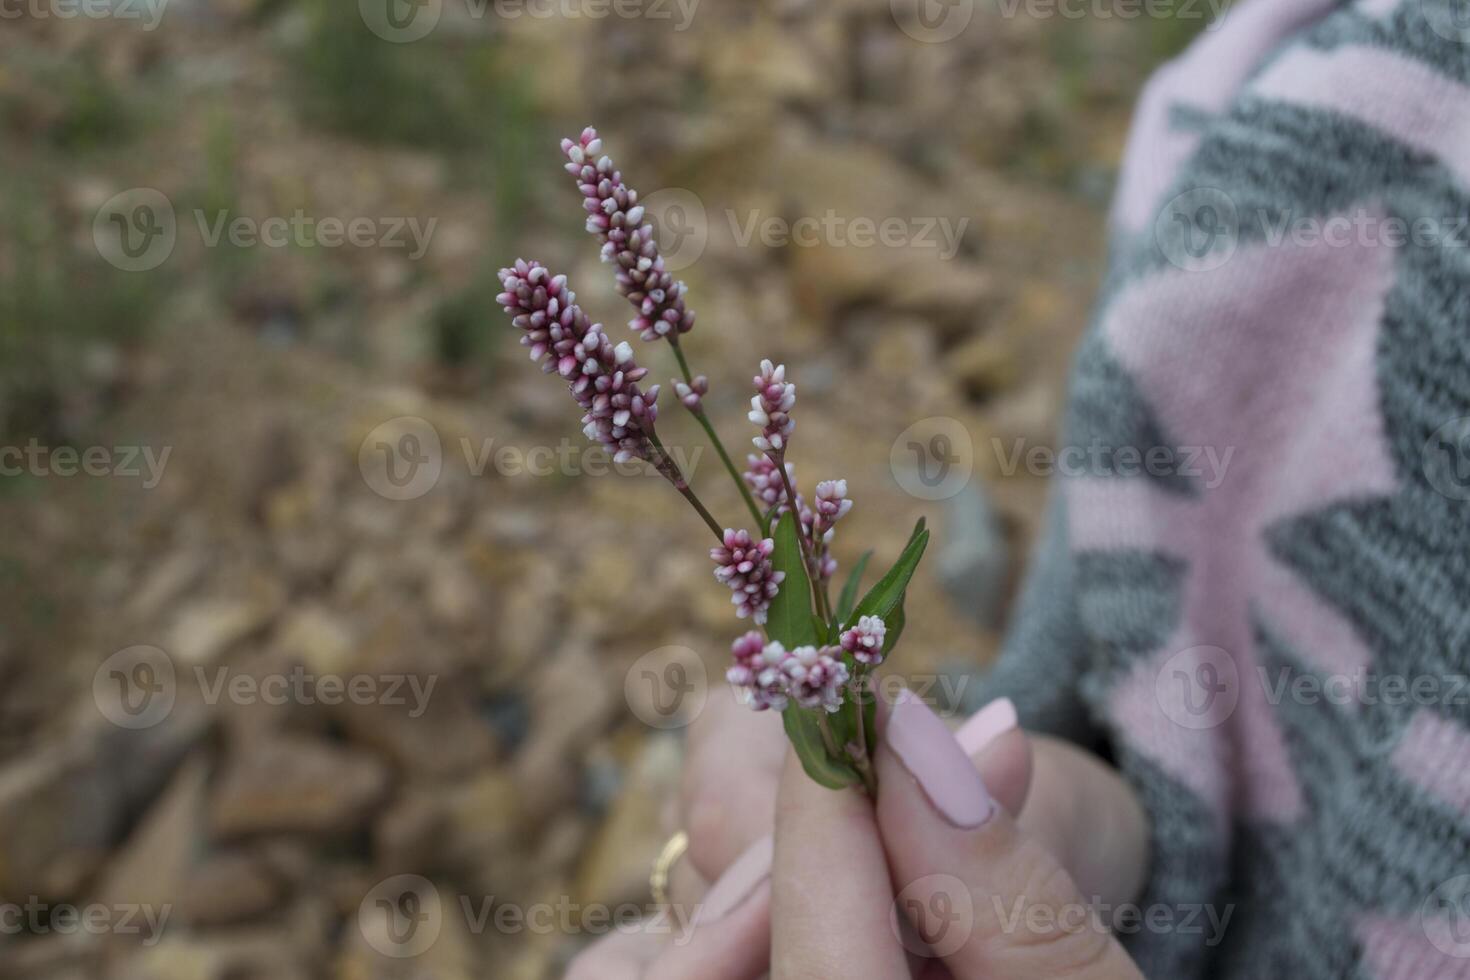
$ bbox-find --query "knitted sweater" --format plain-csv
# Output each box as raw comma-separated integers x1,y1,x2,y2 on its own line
977,1,1470,976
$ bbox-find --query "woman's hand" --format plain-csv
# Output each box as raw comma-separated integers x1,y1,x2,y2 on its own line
567,689,1149,978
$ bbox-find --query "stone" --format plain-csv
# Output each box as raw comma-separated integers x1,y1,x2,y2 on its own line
178,851,283,926
0,708,206,901
168,597,276,666
210,734,389,838
426,557,481,630
936,481,1010,630
275,605,355,677
128,551,206,622
573,733,682,907
93,755,208,913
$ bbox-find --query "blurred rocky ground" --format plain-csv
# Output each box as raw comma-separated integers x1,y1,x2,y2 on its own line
0,0,1208,975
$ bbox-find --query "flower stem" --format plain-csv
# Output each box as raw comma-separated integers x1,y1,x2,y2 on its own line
774,454,834,625
670,339,767,533
649,431,724,542
817,711,841,757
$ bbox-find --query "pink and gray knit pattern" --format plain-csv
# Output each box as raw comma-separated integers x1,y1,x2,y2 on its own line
974,1,1470,977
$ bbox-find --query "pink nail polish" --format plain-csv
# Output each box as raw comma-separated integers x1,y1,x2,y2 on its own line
956,697,1018,756
695,835,773,925
886,689,996,828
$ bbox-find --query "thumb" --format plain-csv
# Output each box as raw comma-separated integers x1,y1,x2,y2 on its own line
874,690,1143,980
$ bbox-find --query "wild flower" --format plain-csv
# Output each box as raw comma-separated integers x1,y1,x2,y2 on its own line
749,359,796,454
840,615,888,667
561,126,695,342
497,260,660,464
501,127,934,795
710,528,785,624
744,453,794,511
727,635,850,713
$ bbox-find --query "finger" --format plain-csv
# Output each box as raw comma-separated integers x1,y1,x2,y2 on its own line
1018,735,1150,914
876,691,1143,980
647,836,774,980
955,697,1032,816
899,695,1149,912
682,689,786,878
564,923,667,980
771,747,908,980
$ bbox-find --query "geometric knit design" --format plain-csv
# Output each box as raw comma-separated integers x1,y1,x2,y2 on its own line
971,1,1470,976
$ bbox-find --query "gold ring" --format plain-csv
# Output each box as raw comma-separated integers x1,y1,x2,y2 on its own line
650,830,689,906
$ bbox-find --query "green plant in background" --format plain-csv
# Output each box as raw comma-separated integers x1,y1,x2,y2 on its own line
0,196,163,445
291,0,481,148
0,50,138,153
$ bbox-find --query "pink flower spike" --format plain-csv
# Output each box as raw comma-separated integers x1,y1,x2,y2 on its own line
840,615,888,667
750,359,796,454
812,480,852,537
561,127,696,342
726,636,849,713
710,529,785,624
783,645,850,713
743,454,797,511
673,374,708,410
497,259,660,464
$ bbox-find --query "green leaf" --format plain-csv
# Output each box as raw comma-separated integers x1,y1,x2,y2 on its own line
882,596,907,654
766,512,817,648
836,550,873,623
783,708,860,789
847,521,930,628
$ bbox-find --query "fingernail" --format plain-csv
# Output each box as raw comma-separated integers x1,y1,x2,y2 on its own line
956,697,1018,756
695,835,772,925
885,689,996,828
